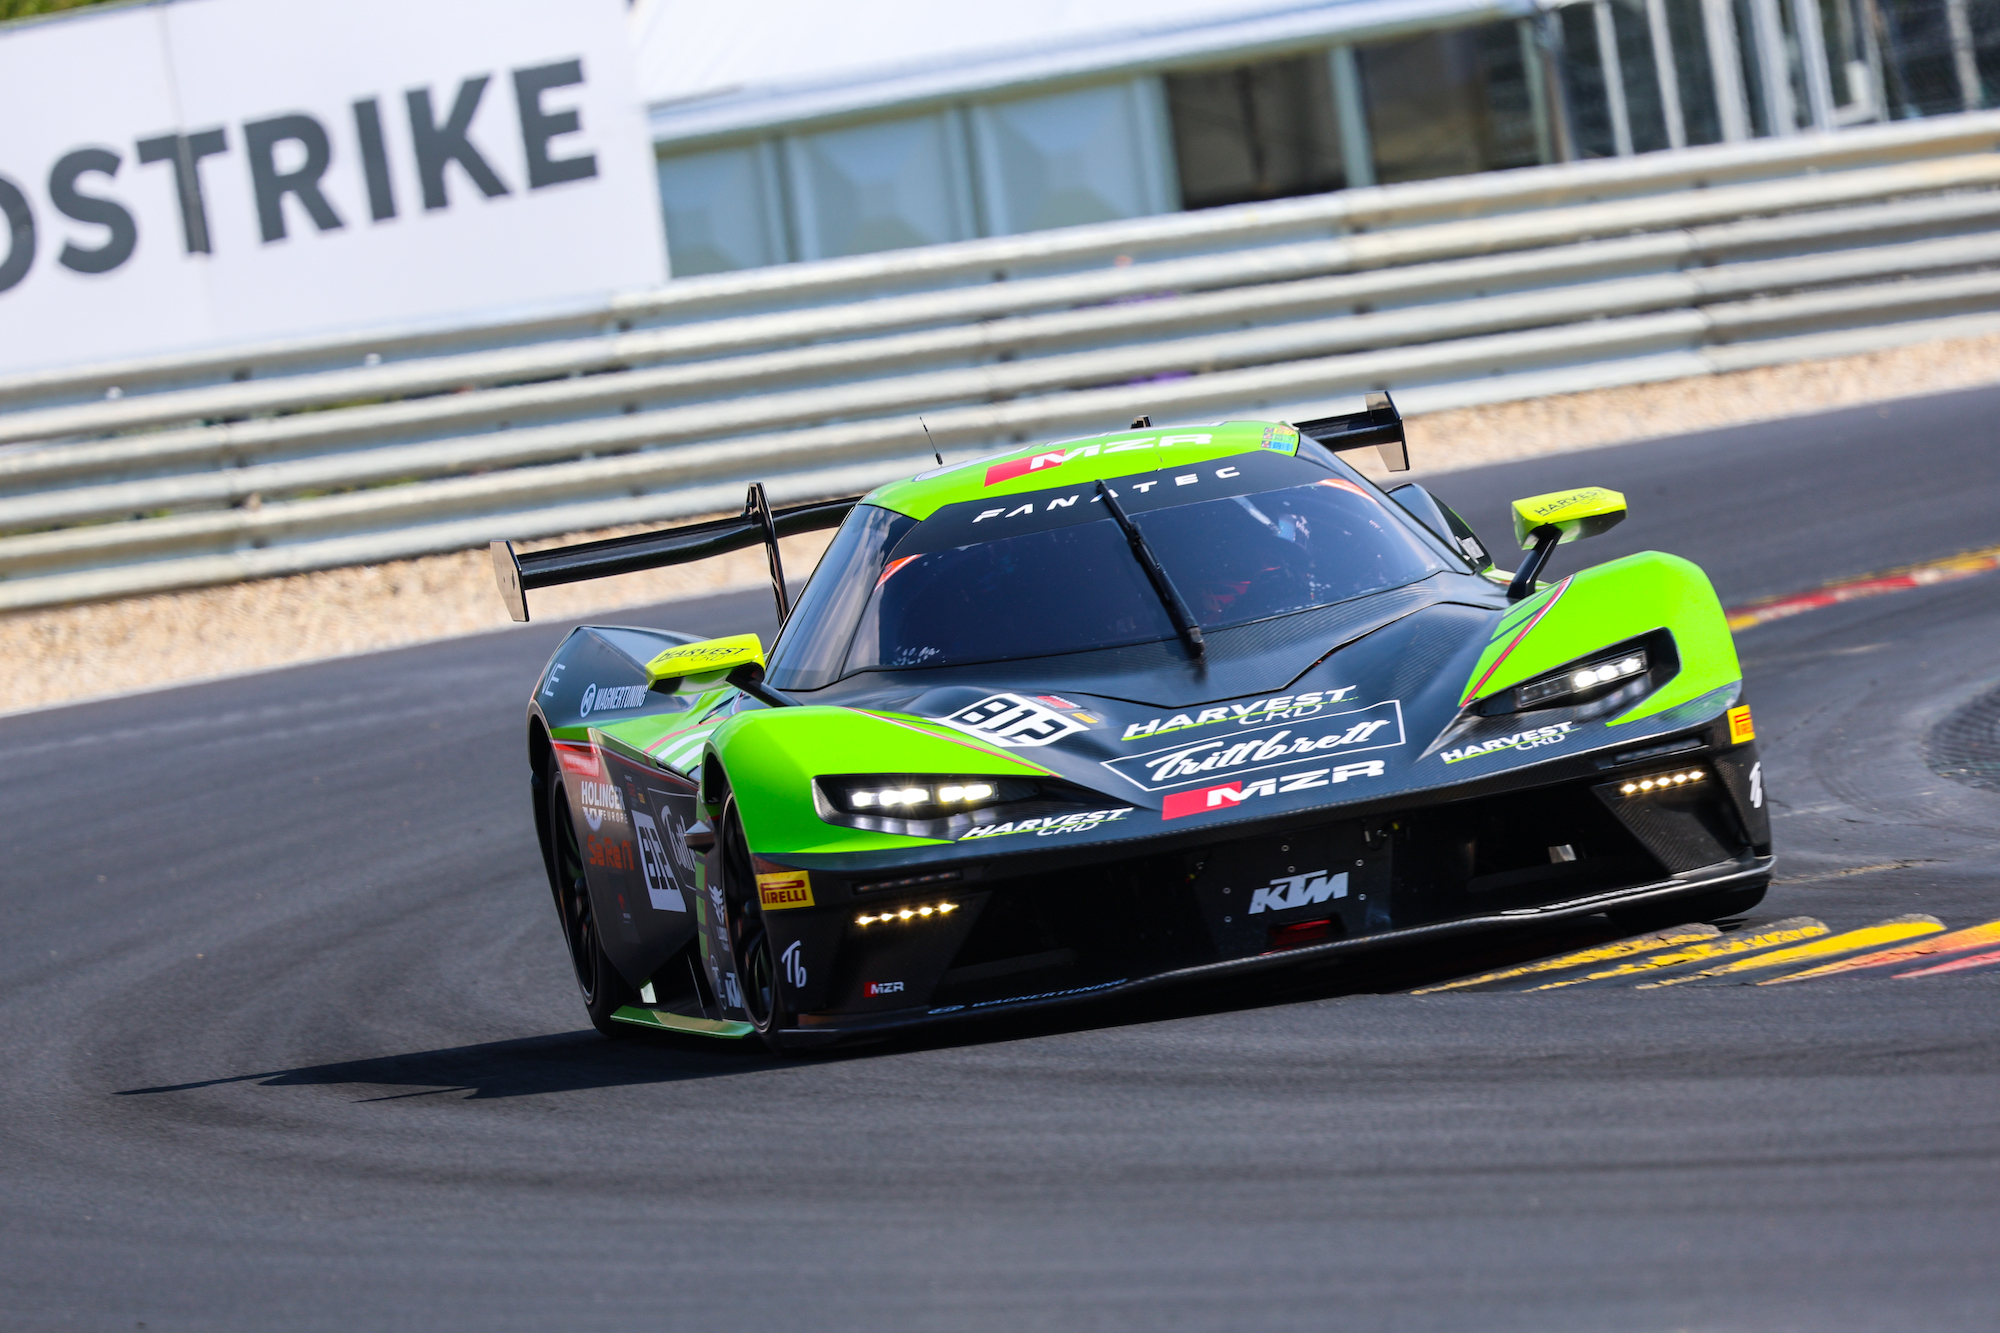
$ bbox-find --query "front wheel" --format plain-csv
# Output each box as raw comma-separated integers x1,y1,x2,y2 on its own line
544,757,638,1037
718,795,793,1055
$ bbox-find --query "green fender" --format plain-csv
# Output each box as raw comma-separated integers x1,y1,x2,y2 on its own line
703,706,1056,856
1461,550,1741,726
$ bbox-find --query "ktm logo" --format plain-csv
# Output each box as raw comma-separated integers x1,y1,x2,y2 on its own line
1247,870,1348,914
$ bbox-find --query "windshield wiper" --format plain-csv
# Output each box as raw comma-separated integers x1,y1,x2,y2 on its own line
1096,480,1205,661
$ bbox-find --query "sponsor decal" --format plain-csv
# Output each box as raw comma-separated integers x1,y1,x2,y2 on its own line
982,434,1214,487
577,779,626,831
1750,760,1763,809
631,810,687,912
584,832,634,870
1105,701,1403,791
579,682,649,717
1728,704,1756,744
781,940,808,989
1247,870,1348,914
1439,721,1574,765
1161,762,1386,819
1121,687,1359,742
1260,424,1299,452
968,468,1246,524
553,743,602,779
757,869,814,910
958,807,1134,841
724,972,744,1010
864,980,904,997
937,692,1088,748
540,663,566,698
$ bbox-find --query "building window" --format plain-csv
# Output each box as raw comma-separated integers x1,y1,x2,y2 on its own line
1165,55,1346,209
1359,24,1542,183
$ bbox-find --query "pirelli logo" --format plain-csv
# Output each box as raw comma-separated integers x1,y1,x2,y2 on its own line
757,870,814,911
1728,705,1756,745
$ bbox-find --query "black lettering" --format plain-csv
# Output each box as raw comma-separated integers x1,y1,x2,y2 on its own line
512,58,596,190
243,113,343,243
0,175,34,293
50,148,137,275
351,97,396,222
135,127,228,254
407,76,509,209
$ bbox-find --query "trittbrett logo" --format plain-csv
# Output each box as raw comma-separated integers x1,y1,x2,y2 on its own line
1439,721,1574,764
1104,700,1403,791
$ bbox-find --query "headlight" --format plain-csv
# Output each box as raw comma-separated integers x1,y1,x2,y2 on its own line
1516,649,1648,707
1482,632,1676,717
821,775,1034,816
814,773,1108,837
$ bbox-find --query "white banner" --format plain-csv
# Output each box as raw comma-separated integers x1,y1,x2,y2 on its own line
0,0,667,375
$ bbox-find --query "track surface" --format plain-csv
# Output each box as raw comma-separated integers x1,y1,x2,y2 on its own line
4,387,1999,1331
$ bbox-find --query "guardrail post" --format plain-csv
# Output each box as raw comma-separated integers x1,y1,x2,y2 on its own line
1702,0,1753,140
1646,0,1689,149
1328,46,1376,189
1749,0,1797,134
1594,0,1637,156
1791,0,1839,128
1947,0,1982,111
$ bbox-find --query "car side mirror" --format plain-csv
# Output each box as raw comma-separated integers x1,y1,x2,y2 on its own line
1505,487,1626,601
645,633,767,694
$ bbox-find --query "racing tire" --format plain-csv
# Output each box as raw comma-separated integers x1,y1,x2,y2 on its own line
544,757,639,1038
1607,878,1769,934
718,795,795,1056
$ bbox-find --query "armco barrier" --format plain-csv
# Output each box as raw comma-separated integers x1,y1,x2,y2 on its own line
4,112,2000,611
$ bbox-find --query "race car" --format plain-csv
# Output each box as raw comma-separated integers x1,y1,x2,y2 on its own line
491,394,1771,1050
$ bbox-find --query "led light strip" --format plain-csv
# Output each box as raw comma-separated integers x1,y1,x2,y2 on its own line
855,901,959,927
1618,768,1706,795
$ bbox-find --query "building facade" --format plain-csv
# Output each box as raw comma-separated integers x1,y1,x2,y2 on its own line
634,0,1999,276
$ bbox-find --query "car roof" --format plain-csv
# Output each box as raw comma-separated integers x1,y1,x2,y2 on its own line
863,419,1300,521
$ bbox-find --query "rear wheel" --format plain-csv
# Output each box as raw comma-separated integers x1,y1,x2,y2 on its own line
544,757,638,1037
718,795,792,1055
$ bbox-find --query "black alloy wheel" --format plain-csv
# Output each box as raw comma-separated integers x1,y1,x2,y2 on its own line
544,756,637,1037
719,795,791,1054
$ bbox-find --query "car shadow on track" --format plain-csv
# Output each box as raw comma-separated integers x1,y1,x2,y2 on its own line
115,1028,781,1101
114,916,1670,1100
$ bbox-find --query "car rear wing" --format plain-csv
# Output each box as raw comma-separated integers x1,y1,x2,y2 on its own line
490,484,861,623
1291,390,1409,473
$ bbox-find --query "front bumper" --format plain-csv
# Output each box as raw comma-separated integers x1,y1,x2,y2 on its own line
768,853,1774,1044
762,735,1771,1042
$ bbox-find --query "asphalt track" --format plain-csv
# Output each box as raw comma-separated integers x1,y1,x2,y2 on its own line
4,386,1999,1331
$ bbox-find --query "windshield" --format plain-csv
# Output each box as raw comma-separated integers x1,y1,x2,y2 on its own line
765,463,1447,687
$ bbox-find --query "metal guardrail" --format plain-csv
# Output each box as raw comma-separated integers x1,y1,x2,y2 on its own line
5,112,2000,611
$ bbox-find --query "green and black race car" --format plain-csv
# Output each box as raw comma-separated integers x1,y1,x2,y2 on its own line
492,395,1771,1051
